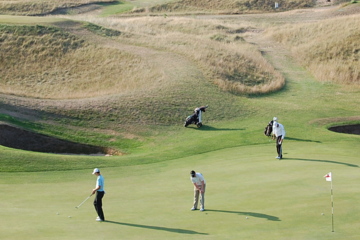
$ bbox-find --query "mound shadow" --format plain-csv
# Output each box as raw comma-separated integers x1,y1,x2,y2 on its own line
283,158,358,168
206,209,281,221
0,124,118,155
105,221,208,235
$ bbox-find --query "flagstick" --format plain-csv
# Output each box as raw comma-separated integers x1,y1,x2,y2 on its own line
330,177,334,232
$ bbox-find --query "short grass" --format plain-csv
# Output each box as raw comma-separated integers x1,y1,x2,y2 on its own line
1,141,359,240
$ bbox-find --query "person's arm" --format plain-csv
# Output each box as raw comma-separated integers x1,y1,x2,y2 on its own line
193,182,202,191
92,185,100,195
92,177,101,194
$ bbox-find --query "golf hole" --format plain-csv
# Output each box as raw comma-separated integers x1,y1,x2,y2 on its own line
0,124,121,155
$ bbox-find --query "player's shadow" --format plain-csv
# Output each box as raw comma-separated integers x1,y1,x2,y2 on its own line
283,158,358,168
105,221,208,235
286,137,321,143
206,209,281,221
194,125,245,131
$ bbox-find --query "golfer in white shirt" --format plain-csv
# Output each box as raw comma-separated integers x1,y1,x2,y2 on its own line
271,117,286,159
190,170,206,211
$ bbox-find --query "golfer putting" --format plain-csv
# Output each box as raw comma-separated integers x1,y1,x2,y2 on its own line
91,168,105,222
190,170,206,211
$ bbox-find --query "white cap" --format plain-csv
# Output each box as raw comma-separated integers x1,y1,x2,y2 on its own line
92,168,100,174
273,117,278,121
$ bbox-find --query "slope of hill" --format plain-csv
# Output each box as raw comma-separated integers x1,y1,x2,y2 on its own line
0,2,359,168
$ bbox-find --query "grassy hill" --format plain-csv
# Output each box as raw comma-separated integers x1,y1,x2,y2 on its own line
147,0,315,14
0,0,118,15
0,3,359,166
0,3,358,169
0,0,316,16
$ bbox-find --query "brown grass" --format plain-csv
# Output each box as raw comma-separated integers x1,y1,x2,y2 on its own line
145,0,315,14
0,0,116,15
71,15,285,95
267,13,360,84
0,24,162,98
2,1,358,101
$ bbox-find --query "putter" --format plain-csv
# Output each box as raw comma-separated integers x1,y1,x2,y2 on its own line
75,194,93,209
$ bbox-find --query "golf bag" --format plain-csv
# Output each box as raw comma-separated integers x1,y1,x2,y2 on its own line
264,120,273,137
184,106,208,128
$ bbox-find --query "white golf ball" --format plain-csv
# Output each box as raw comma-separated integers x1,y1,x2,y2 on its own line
246,217,249,219
68,216,72,218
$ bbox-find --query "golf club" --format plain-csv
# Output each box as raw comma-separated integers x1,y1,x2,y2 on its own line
75,194,93,209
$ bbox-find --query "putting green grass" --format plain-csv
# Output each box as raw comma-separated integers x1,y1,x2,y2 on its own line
1,141,359,239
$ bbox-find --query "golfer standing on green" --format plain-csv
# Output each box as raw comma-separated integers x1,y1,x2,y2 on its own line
272,117,286,159
92,168,105,222
190,170,206,211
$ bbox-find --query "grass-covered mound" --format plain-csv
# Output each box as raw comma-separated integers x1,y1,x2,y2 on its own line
74,15,285,95
147,0,314,14
0,5,359,169
0,0,117,16
267,4,360,85
0,22,160,99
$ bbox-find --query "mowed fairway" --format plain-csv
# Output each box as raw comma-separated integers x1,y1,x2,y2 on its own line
1,141,360,240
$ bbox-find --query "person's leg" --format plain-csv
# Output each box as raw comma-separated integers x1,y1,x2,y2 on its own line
94,191,105,220
193,188,199,209
276,136,282,158
200,185,206,210
93,192,99,216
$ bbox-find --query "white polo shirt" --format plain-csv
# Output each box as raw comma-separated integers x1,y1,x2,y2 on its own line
190,173,206,186
272,121,286,139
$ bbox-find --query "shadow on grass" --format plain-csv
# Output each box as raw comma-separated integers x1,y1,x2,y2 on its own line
283,158,358,168
105,221,208,235
286,137,321,143
205,209,281,221
192,125,245,131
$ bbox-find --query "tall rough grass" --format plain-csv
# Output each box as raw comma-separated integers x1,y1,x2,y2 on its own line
0,0,116,15
145,0,314,14
0,24,162,98
72,15,285,95
267,14,360,84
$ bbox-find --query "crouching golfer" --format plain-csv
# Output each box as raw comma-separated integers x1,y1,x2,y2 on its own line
92,168,105,222
190,170,206,211
271,117,286,159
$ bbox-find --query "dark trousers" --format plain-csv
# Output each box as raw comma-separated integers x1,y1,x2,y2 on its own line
276,136,283,158
94,191,105,220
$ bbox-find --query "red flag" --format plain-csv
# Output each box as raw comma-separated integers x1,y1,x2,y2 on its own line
324,172,332,182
